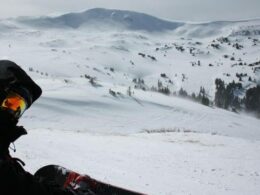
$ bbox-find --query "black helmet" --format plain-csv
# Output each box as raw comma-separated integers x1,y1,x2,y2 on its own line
0,60,42,143
0,60,42,112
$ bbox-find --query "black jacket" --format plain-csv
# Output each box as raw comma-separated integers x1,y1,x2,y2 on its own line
0,153,73,195
0,110,73,195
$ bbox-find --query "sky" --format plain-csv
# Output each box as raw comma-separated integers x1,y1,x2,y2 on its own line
0,0,260,22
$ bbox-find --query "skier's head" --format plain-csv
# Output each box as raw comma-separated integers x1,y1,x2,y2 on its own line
0,60,42,145
0,60,42,121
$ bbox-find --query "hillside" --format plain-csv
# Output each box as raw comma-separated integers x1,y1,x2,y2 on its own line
16,8,183,31
1,9,260,102
0,8,260,195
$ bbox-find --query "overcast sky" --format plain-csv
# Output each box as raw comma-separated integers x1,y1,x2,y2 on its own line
1,0,260,22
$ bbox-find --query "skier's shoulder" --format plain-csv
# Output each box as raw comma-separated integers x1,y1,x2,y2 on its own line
0,155,26,173
0,156,8,166
0,156,12,173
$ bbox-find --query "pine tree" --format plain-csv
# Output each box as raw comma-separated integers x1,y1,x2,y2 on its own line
245,85,260,113
215,79,225,108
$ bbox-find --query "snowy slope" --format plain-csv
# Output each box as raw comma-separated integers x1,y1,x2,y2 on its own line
18,78,260,140
0,8,260,195
1,25,259,99
15,129,260,195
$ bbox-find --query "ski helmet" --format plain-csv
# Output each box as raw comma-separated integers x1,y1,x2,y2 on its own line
0,60,42,118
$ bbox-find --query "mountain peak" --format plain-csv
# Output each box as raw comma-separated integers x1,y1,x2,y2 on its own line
17,8,183,32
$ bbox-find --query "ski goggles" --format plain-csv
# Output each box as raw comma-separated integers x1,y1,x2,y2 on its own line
1,91,28,119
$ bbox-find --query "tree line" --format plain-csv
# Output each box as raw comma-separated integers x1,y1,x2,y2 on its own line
214,78,260,115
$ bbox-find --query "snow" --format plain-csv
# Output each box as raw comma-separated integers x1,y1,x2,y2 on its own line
17,8,183,32
0,8,260,195
15,129,260,195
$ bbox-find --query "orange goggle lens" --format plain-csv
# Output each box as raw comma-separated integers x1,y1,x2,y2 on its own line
1,92,27,118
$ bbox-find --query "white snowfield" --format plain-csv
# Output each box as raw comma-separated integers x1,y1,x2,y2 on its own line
1,8,260,195
15,128,260,195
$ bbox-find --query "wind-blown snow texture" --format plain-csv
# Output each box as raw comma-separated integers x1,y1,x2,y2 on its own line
0,8,260,195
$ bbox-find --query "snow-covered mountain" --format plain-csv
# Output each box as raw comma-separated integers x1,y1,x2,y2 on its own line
0,8,259,131
16,8,183,31
0,8,260,195
3,9,259,98
13,8,260,36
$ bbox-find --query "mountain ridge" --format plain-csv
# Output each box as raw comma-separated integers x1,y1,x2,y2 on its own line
0,8,258,35
17,8,184,32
